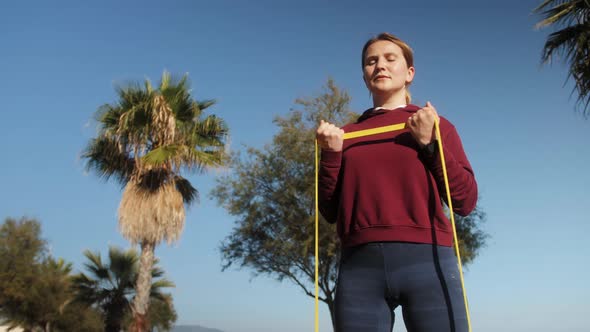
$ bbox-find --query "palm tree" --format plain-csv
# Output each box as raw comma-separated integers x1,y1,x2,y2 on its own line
72,247,174,332
82,71,228,331
1,218,74,332
34,258,75,332
0,258,73,332
534,0,590,115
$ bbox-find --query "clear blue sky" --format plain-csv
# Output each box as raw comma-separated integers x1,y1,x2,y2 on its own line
1,1,589,331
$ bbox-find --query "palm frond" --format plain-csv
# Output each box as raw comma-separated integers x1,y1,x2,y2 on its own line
191,114,229,142
534,0,590,115
197,99,216,111
81,250,113,285
150,262,165,279
142,145,182,166
108,246,138,284
116,83,153,112
534,0,584,28
174,175,199,205
159,71,172,91
540,23,588,62
108,84,155,148
167,92,194,123
142,144,226,172
95,104,124,132
83,137,135,185
144,78,154,94
150,279,175,290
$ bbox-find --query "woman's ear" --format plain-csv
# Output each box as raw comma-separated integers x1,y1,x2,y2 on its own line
406,66,415,84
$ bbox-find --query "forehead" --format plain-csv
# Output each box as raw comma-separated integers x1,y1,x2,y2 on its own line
364,40,404,57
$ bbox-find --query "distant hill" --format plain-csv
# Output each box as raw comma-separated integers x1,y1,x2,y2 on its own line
173,325,225,332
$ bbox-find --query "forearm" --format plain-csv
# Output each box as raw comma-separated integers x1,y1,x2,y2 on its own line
421,130,477,216
318,150,342,223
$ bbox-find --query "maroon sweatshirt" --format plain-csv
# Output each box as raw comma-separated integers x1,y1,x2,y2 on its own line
318,104,477,248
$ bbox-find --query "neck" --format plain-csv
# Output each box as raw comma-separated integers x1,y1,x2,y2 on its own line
372,89,407,109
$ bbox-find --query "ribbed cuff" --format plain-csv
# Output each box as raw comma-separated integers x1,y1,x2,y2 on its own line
418,140,439,167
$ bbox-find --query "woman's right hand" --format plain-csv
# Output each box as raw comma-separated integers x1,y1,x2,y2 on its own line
316,120,344,152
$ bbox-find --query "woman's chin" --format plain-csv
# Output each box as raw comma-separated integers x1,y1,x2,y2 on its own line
371,87,404,97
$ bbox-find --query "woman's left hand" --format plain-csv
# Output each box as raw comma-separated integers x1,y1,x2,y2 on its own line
406,101,439,147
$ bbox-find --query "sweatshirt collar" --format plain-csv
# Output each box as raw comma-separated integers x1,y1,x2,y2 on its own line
358,104,420,122
374,104,406,111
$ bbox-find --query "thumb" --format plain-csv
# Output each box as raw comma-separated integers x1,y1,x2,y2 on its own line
406,116,412,127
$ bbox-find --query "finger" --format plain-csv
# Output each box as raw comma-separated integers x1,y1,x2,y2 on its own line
317,123,330,136
323,122,335,131
316,122,325,134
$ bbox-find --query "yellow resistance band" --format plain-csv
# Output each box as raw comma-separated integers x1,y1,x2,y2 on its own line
314,120,472,332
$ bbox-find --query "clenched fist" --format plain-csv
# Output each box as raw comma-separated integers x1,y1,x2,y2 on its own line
316,120,344,152
406,101,440,147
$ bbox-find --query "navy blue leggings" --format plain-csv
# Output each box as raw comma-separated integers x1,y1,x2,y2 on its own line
334,242,468,332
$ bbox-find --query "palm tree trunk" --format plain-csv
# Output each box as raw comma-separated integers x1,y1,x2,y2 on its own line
132,240,155,332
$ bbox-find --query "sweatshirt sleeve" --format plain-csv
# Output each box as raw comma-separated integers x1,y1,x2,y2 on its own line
420,123,478,216
318,149,342,224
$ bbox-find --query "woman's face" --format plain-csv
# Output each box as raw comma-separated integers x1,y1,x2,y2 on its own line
362,40,414,97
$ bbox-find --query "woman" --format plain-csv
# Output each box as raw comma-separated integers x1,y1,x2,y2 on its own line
316,33,477,332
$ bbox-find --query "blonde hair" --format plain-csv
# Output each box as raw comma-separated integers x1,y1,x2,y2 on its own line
362,33,414,104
